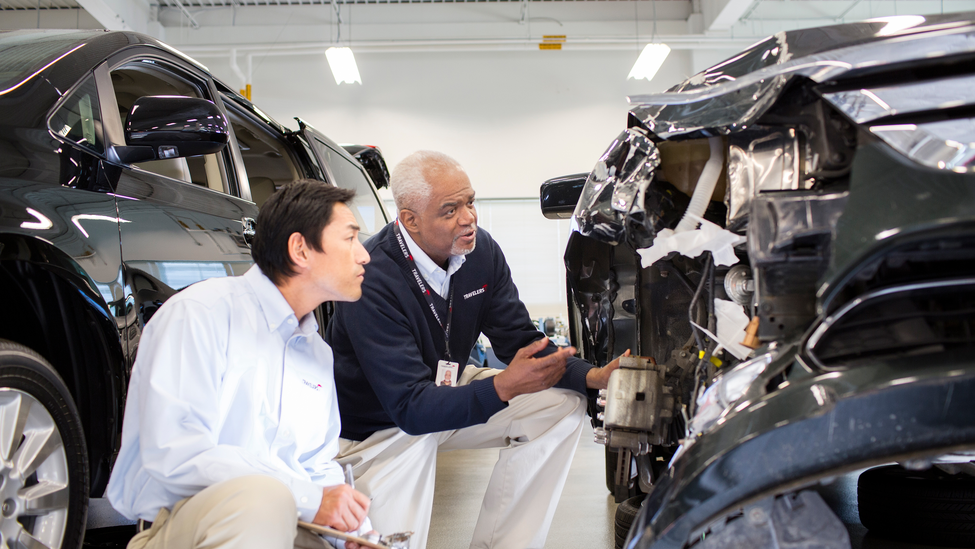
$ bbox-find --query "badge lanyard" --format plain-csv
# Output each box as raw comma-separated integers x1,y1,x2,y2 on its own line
393,221,456,361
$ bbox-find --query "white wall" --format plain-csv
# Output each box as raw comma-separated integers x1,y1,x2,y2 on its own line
197,46,711,200
191,45,735,319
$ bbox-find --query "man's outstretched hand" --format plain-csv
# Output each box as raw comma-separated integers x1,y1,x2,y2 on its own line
493,338,577,402
585,349,631,390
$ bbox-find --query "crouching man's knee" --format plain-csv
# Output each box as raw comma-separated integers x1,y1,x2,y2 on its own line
157,475,301,549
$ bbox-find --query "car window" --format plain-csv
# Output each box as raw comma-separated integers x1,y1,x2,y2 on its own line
221,95,304,208
49,74,104,155
110,60,230,194
309,138,385,238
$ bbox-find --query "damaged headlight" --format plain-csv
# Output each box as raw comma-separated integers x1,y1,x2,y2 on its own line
686,348,780,439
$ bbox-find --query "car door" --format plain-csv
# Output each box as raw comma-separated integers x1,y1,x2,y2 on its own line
218,89,324,208
95,50,258,369
299,121,390,240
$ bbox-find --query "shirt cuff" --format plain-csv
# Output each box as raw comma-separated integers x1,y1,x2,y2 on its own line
291,480,324,522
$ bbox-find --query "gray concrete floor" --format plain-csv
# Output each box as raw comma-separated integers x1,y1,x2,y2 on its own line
426,431,967,549
428,423,617,549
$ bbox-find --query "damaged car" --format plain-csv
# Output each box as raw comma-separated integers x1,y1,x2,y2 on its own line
540,12,975,549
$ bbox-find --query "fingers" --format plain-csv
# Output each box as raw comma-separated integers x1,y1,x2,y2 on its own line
515,338,550,360
316,485,371,532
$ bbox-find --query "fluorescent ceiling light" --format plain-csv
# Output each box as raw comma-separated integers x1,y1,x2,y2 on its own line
326,47,361,85
628,43,671,81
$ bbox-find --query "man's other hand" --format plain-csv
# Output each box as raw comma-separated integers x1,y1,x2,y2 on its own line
586,349,631,390
493,339,575,402
314,484,370,532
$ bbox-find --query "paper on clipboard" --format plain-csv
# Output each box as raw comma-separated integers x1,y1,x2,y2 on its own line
298,521,389,549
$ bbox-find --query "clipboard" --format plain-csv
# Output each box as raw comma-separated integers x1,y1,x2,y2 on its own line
297,520,388,549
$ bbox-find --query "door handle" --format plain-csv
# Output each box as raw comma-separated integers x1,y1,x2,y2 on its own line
242,217,257,246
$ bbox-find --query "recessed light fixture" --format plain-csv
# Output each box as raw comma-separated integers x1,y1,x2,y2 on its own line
628,43,671,81
326,47,361,85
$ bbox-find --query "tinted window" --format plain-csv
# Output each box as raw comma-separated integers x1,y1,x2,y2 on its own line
49,74,103,154
111,60,229,194
221,96,304,208
312,138,386,237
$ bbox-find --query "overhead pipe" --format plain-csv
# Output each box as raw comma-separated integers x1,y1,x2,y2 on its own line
178,35,757,57
227,48,250,99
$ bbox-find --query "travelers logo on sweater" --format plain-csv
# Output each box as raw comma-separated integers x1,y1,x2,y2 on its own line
464,285,487,300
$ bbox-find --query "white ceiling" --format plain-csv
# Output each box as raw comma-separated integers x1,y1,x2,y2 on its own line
5,0,975,55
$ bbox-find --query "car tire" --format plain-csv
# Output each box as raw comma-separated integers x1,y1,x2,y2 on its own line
858,464,975,547
0,340,88,549
615,494,645,549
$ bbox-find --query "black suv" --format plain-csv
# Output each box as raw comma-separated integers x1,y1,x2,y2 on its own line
542,13,975,549
0,29,389,549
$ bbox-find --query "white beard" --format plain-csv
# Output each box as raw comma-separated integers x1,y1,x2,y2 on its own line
451,226,477,257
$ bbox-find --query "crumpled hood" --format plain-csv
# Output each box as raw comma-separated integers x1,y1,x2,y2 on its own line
629,12,975,139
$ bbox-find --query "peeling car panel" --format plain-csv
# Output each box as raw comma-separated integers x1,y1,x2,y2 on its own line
628,13,975,140
869,119,975,173
574,128,661,246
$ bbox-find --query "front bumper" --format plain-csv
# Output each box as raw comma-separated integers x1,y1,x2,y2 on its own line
630,349,975,548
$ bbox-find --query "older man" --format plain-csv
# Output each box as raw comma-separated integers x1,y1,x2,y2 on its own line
326,151,624,549
108,181,373,549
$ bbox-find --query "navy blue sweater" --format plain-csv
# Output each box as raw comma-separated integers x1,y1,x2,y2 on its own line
326,223,593,441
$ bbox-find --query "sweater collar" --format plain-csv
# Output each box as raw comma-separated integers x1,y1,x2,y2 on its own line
396,220,466,296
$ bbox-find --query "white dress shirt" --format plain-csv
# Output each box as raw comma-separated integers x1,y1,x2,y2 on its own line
399,222,467,297
107,265,349,524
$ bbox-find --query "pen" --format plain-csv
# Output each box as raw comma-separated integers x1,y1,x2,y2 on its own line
344,463,355,490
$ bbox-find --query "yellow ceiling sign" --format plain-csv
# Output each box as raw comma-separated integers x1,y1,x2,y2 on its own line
540,35,566,50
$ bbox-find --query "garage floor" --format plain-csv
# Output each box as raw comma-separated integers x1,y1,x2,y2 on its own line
426,424,967,549
83,424,966,549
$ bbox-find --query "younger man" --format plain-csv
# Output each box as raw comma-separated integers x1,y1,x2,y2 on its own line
108,180,373,549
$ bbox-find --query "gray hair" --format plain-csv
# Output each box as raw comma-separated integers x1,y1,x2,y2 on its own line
390,150,465,212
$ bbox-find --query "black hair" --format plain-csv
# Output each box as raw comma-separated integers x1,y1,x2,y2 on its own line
251,179,356,285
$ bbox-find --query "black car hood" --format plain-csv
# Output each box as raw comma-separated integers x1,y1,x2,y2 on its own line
628,11,975,139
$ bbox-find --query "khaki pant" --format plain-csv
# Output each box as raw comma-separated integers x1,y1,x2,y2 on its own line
127,475,335,549
338,367,587,549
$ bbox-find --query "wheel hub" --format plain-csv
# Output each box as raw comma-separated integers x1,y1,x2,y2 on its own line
0,389,70,549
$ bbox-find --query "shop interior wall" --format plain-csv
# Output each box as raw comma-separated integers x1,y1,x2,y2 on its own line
196,45,735,323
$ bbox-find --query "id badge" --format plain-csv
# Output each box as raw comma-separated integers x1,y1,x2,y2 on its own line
436,360,460,387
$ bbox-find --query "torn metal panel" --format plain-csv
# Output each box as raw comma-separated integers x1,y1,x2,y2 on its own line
574,127,661,246
627,14,975,140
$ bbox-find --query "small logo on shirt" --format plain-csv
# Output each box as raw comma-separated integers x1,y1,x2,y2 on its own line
464,285,487,300
302,379,322,391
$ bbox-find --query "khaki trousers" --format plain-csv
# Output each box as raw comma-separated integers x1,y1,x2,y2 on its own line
338,367,587,549
127,475,335,549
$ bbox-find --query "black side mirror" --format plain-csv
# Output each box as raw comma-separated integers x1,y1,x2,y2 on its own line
115,96,230,164
343,144,390,189
540,173,589,220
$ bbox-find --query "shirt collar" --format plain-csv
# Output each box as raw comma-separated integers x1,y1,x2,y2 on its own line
243,265,319,338
398,221,466,284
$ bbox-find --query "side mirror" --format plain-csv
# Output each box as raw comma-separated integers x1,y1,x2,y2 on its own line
540,173,588,220
343,144,390,189
115,96,230,164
